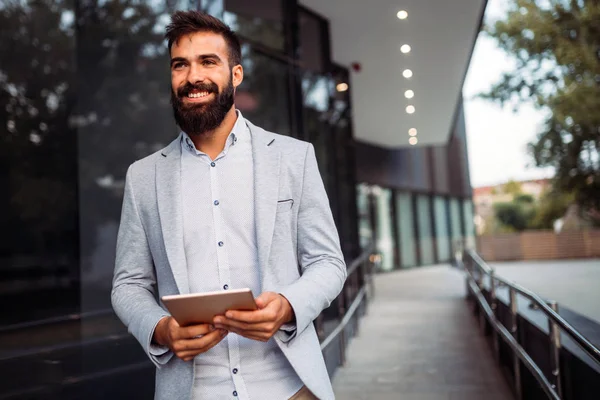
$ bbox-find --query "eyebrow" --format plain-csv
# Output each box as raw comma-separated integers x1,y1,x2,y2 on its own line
170,54,223,67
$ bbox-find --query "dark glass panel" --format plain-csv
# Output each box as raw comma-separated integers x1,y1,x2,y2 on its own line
224,0,285,51
0,0,81,397
298,8,325,72
237,45,291,135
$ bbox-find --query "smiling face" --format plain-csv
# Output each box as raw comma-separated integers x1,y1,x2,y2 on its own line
169,31,243,136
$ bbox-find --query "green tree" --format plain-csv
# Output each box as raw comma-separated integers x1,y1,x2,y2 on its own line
531,189,575,228
482,0,600,219
504,179,523,196
494,201,531,231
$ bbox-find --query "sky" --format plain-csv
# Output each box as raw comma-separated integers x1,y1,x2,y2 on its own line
463,0,555,188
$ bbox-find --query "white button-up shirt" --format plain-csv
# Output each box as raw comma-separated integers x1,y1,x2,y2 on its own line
179,111,303,400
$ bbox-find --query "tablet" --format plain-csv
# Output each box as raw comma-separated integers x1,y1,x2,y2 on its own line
161,288,258,326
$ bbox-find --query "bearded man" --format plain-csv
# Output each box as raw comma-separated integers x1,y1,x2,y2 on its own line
111,10,346,400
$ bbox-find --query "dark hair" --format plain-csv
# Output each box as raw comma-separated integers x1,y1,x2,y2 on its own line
165,11,241,68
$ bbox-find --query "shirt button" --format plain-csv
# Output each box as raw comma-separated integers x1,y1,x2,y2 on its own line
232,368,238,374
233,391,238,397
210,162,216,167
214,200,220,206
223,284,229,290
218,241,224,247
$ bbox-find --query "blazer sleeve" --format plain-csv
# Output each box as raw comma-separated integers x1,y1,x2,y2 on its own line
278,143,347,342
111,165,173,367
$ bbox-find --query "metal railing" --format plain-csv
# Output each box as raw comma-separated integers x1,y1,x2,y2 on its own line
318,245,376,366
462,249,600,400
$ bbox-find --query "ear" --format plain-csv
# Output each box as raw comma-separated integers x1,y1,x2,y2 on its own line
232,64,244,88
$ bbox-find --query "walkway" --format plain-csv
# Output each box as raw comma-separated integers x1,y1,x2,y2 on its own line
332,265,514,400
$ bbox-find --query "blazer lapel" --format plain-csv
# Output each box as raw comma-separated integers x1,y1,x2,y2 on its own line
248,121,280,290
156,137,190,295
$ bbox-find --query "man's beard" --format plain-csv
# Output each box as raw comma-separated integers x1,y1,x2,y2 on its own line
170,76,235,136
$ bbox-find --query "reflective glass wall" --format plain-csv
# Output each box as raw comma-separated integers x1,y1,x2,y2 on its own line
0,0,359,397
358,184,474,270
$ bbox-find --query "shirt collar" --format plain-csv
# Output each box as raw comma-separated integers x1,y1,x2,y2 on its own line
180,110,246,156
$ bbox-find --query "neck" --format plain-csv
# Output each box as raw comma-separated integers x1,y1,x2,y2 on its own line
188,107,238,160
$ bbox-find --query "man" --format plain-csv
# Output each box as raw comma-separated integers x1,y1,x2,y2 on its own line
111,10,346,400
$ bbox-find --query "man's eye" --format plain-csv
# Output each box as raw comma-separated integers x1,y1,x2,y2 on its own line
173,63,185,69
203,60,216,65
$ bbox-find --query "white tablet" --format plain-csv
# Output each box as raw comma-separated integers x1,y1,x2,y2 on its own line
161,288,258,326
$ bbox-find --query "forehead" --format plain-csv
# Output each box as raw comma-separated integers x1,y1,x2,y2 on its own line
170,31,229,59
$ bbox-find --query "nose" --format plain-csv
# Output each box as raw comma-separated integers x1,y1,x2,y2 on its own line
187,62,205,85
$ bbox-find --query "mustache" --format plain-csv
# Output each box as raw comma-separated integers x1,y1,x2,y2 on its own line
176,81,219,98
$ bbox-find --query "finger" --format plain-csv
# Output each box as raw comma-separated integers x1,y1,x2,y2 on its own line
177,331,227,360
255,292,277,309
225,326,271,342
179,323,216,339
216,318,273,333
177,331,224,361
173,329,227,353
222,306,277,323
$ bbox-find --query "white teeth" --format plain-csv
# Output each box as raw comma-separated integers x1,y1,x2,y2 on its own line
188,92,209,98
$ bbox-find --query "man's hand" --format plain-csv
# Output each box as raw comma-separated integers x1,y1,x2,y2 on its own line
213,292,295,342
153,316,228,361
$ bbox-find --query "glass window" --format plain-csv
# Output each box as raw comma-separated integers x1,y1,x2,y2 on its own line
396,192,417,268
449,198,463,255
224,0,285,51
357,184,373,252
373,186,395,271
462,199,476,250
298,8,326,72
237,46,292,135
434,196,451,262
416,195,435,265
1,0,79,329
302,71,334,193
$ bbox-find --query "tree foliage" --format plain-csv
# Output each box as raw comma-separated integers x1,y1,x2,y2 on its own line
482,0,600,217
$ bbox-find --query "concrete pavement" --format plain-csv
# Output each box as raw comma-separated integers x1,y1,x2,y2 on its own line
332,265,514,400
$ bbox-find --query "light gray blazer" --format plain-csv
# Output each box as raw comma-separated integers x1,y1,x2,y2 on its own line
111,120,347,400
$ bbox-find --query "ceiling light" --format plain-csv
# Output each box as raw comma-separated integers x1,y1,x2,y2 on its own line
409,128,417,136
405,90,414,99
336,83,349,92
409,137,418,145
400,44,411,54
406,105,415,114
397,10,408,20
403,69,413,78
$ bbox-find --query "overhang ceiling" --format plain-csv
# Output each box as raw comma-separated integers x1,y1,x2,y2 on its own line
300,0,487,148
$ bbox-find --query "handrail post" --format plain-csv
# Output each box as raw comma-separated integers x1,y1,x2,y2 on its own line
509,288,522,400
490,268,499,360
476,262,485,332
464,251,471,300
548,301,563,398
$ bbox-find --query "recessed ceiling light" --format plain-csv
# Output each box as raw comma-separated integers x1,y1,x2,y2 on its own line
409,137,418,145
406,105,415,114
397,10,408,20
403,69,413,78
409,128,417,136
400,44,411,54
405,90,414,99
336,83,349,92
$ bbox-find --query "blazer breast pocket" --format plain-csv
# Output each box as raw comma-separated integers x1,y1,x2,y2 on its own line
276,199,294,213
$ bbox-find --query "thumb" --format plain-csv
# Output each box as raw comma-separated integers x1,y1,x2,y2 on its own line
255,292,277,309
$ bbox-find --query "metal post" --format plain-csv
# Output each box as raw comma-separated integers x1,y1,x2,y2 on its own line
490,269,499,358
548,301,562,398
338,278,348,367
476,264,485,331
509,288,522,400
464,252,471,301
